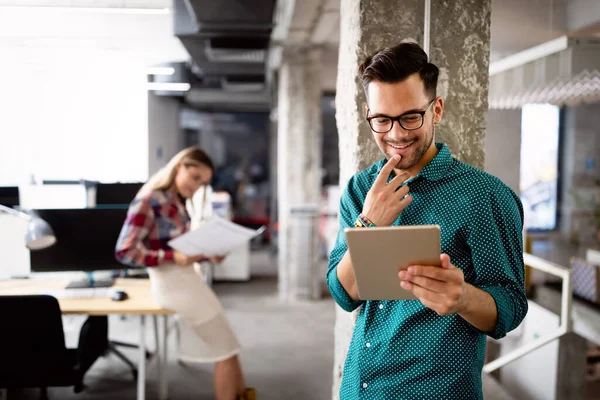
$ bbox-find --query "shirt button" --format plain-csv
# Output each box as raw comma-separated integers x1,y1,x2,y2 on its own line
366,342,371,348
363,383,368,389
379,304,384,309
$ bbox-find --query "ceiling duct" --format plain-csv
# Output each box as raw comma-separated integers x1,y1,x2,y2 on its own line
178,35,267,76
185,88,271,112
183,0,276,34
204,37,268,63
221,75,266,92
489,37,600,109
170,0,276,111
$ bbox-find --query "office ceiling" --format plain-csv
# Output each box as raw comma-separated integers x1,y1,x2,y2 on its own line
167,0,275,111
169,0,340,111
2,0,597,111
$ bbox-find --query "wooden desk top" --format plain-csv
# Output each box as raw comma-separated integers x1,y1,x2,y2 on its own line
0,278,174,316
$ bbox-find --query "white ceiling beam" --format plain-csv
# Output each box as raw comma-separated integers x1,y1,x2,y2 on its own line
489,36,570,76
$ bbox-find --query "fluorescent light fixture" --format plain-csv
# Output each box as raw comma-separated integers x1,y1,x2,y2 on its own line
147,67,175,76
0,6,170,15
147,82,191,92
489,36,569,76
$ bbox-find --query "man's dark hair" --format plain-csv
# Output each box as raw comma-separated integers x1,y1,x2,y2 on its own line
358,41,439,100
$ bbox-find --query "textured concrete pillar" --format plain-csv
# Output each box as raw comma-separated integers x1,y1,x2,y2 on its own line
333,0,491,397
277,47,323,301
560,103,600,246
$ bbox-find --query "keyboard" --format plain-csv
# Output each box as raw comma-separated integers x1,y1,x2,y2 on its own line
44,288,119,299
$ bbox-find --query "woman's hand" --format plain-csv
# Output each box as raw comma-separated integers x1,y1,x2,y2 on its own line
208,255,227,264
173,251,206,266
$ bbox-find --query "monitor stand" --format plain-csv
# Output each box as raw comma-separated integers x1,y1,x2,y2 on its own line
66,278,115,289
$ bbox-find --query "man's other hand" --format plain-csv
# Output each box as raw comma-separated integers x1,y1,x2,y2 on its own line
362,155,412,226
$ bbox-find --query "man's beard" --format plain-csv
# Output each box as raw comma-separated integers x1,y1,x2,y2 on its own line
383,123,435,170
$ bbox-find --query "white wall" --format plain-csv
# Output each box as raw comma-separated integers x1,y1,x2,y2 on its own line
567,0,600,32
485,109,522,193
0,6,188,185
148,93,183,175
0,215,30,279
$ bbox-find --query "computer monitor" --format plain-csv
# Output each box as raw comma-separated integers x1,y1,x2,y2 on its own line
96,183,143,205
0,186,19,207
30,208,130,288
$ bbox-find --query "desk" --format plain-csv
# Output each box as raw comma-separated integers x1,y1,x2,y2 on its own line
0,278,174,400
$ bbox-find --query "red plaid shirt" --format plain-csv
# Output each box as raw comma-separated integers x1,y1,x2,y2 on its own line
115,189,190,267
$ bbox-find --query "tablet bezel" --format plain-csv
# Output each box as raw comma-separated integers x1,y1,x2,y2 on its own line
344,225,441,301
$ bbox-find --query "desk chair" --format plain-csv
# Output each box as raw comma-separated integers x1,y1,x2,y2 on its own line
0,295,83,400
76,315,152,381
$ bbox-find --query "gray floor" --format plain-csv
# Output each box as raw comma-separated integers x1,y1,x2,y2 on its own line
8,250,515,400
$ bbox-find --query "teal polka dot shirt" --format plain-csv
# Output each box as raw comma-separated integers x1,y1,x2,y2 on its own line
327,143,528,400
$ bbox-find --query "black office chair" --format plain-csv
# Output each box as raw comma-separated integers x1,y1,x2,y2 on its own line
0,295,85,399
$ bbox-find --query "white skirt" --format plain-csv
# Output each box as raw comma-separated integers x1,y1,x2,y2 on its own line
147,264,241,363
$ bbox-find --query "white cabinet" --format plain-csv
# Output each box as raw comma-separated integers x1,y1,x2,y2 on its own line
188,187,251,282
213,243,250,281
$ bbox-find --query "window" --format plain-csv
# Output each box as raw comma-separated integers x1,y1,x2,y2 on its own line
520,104,560,230
0,52,148,185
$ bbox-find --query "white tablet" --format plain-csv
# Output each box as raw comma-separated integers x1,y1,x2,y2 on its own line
344,225,441,300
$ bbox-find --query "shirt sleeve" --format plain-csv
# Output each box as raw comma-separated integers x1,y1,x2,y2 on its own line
326,178,366,312
468,185,528,340
115,195,174,268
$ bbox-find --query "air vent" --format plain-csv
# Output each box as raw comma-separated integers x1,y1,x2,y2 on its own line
221,75,266,92
205,37,268,63
207,48,266,63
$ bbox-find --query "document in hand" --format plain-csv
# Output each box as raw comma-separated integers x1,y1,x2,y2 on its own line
168,217,265,257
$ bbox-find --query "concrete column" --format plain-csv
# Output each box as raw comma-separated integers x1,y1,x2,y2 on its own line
277,47,323,301
333,0,491,397
560,103,600,246
556,332,588,400
485,109,522,193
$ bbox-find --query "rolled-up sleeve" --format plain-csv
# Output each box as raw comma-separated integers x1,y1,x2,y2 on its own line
468,185,528,340
326,179,365,312
115,196,174,268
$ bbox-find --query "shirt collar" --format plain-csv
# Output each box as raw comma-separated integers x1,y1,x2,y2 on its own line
370,142,454,182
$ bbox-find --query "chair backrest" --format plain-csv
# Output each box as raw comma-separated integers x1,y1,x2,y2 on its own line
0,295,71,387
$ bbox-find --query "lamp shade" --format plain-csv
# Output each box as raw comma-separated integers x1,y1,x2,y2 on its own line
25,217,56,250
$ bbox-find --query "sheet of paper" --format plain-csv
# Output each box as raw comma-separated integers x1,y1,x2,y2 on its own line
168,217,265,257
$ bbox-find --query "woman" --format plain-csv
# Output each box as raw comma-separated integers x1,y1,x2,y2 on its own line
115,147,255,400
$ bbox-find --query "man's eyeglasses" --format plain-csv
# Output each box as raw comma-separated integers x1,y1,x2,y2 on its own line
366,99,436,133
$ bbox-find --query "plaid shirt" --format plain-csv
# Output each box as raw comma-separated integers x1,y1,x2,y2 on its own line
115,189,190,267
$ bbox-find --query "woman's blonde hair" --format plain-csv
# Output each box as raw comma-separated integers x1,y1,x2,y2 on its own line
138,146,215,197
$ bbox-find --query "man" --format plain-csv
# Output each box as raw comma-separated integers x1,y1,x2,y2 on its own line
327,42,528,399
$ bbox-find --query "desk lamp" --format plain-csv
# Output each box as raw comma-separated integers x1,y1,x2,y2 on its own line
0,204,56,250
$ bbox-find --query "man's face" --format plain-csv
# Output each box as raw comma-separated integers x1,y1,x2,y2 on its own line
366,73,442,170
